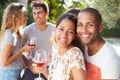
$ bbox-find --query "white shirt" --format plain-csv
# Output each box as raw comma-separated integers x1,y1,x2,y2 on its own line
84,42,120,79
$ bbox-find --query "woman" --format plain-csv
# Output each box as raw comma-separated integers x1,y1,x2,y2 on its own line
0,3,34,80
34,13,86,80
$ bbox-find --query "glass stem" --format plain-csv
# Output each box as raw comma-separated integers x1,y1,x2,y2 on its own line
39,73,41,79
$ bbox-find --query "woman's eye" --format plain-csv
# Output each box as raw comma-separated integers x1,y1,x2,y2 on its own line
68,31,74,34
59,28,64,31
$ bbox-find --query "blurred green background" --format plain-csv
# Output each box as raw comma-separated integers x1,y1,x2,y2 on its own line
0,0,120,38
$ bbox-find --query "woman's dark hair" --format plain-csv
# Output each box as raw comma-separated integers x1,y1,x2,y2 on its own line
56,13,77,33
67,8,80,17
56,13,84,52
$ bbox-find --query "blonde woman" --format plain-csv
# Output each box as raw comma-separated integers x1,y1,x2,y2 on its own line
0,3,34,80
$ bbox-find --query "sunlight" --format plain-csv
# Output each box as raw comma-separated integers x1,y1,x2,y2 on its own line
85,0,94,3
65,0,79,6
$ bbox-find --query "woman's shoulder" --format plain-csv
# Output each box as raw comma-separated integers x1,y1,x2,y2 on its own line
4,29,13,38
68,47,83,56
70,47,82,52
5,29,12,34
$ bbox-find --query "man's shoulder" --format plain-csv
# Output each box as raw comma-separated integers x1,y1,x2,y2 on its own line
23,23,35,30
47,22,55,27
104,41,115,51
26,23,35,28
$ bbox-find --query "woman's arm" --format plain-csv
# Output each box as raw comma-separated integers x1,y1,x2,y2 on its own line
1,43,35,67
71,67,86,80
1,45,22,67
69,47,87,80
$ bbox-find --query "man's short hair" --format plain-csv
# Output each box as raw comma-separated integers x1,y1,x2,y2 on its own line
31,0,49,12
79,7,102,25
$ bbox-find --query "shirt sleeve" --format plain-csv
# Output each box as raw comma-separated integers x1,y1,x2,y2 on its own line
3,30,14,46
69,47,86,71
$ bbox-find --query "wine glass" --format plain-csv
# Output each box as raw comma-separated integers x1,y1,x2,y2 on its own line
28,37,36,46
34,50,47,80
47,49,52,67
28,37,36,59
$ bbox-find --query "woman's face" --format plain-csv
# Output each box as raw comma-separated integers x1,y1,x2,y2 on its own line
21,12,28,26
55,19,75,48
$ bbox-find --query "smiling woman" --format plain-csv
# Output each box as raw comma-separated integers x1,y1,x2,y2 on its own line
34,13,86,80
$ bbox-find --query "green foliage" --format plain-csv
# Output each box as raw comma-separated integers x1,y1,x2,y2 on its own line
0,5,5,28
101,26,120,37
0,0,18,28
26,3,34,25
0,0,120,37
67,0,86,9
87,0,120,28
101,19,120,37
46,0,66,24
84,0,120,37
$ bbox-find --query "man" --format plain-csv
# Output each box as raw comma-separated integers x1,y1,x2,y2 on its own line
21,1,54,80
77,8,120,80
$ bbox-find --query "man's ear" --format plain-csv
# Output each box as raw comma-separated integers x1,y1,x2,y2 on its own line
99,24,103,32
45,11,49,18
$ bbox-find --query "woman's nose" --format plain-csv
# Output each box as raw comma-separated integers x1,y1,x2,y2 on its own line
62,31,67,37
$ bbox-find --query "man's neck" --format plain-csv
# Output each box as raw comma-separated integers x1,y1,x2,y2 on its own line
35,22,47,31
87,38,105,56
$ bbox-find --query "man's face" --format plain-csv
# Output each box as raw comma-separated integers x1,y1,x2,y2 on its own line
77,12,100,45
32,7,47,24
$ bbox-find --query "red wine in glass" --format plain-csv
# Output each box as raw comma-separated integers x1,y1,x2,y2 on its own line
28,37,36,59
34,50,47,80
36,62,45,67
28,44,36,46
28,37,36,46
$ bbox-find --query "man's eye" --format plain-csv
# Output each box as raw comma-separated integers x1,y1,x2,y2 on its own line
87,23,95,28
77,23,82,26
77,25,83,28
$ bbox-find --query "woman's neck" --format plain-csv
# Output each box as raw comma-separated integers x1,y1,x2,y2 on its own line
58,45,72,55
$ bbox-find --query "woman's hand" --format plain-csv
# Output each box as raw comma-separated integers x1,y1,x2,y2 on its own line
32,59,48,77
21,42,36,53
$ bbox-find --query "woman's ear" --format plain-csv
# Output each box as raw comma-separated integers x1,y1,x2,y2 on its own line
54,28,56,32
99,24,103,32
